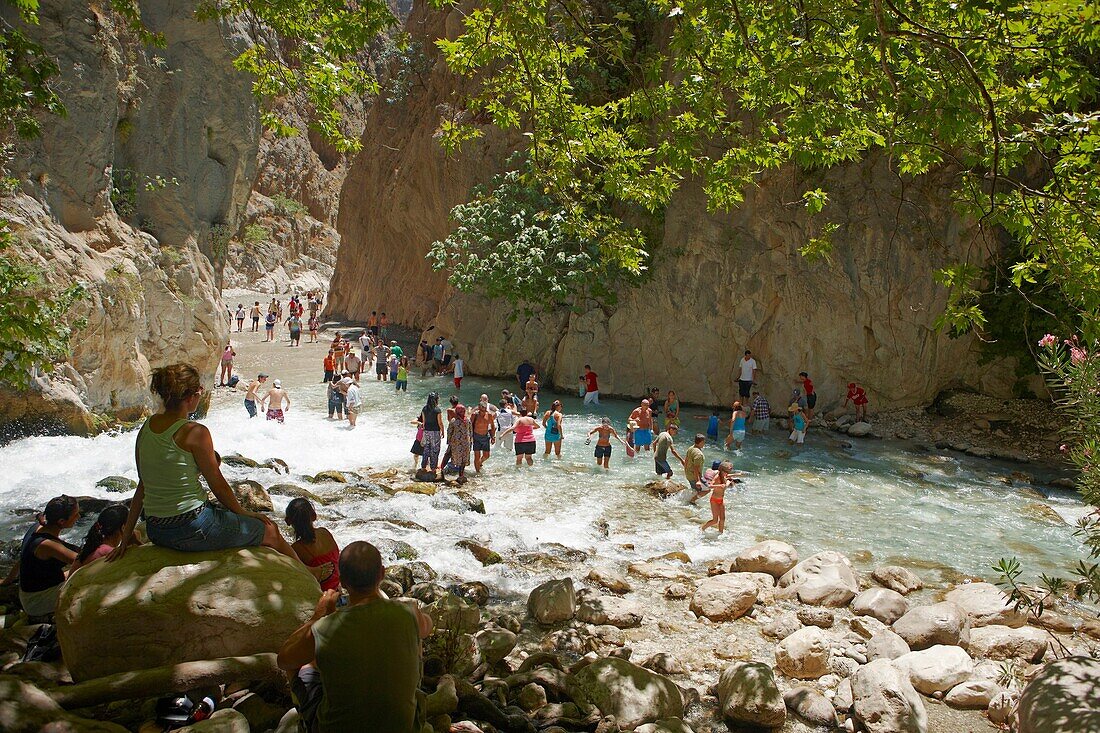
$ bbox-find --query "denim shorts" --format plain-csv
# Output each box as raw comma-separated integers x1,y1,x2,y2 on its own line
147,503,265,552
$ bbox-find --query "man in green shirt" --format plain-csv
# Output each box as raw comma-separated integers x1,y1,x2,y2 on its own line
653,423,684,479
684,433,708,504
279,542,433,733
390,340,404,358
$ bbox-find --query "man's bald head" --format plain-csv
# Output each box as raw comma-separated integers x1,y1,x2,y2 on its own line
339,541,384,593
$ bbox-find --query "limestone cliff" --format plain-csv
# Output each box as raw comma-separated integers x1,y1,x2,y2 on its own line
0,0,258,436
329,4,1019,411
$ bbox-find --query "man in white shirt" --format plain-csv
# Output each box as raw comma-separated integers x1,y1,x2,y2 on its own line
345,379,362,427
451,355,464,390
738,350,759,403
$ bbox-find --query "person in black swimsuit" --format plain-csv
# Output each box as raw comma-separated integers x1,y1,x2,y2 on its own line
0,496,81,622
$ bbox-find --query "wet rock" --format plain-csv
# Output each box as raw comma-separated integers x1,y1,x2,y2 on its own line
784,686,838,727
310,470,348,483
567,657,684,728
528,578,577,625
385,564,414,592
379,579,403,598
944,678,1002,709
493,613,523,634
222,453,261,469
778,551,860,607
375,537,418,561
456,539,502,565
586,568,632,594
261,458,290,474
427,593,481,634
892,602,971,650
96,475,136,493
474,626,516,665
944,582,1027,628
733,540,799,578
640,652,685,676
455,580,490,607
871,565,923,595
627,561,693,581
267,483,324,503
866,629,911,661
577,595,645,628
968,624,1048,662
717,661,786,729
796,606,834,629
663,583,691,600
1016,656,1100,733
454,490,485,513
644,480,687,498
894,645,974,694
775,627,830,680
851,587,910,624
761,611,802,640
391,482,438,496
407,582,448,604
689,574,758,622
518,682,548,711
851,659,928,733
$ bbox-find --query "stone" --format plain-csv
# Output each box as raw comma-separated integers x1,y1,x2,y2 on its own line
851,659,928,733
175,709,249,733
1017,656,1100,733
453,490,485,513
778,551,860,607
577,595,645,629
851,587,910,624
407,582,448,604
784,686,838,727
689,573,758,622
586,568,633,594
0,677,129,732
455,580,490,607
528,578,577,625
968,624,1048,662
943,582,1026,628
96,475,136,493
221,454,261,469
427,594,480,634
834,677,854,713
894,645,974,694
716,661,786,729
375,537,418,561
892,602,971,650
231,480,274,512
988,690,1017,726
627,561,693,581
943,678,1002,709
456,539,502,565
267,483,324,503
866,629,911,661
849,614,891,639
760,610,802,640
567,657,684,728
663,583,691,599
732,540,799,578
56,546,318,681
275,709,300,733
775,627,830,680
518,682,548,711
796,606,834,628
311,470,348,483
640,652,685,676
262,458,290,474
847,422,874,437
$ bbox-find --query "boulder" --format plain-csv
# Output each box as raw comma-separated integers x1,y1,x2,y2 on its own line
689,574,758,622
0,677,130,732
732,540,799,578
894,645,974,694
775,627,830,680
96,475,136,493
640,652,685,676
892,602,970,650
586,568,633,594
517,682,548,711
627,561,693,581
634,719,695,733
577,595,645,628
427,593,481,634
851,587,910,625
453,490,485,513
968,624,1048,662
310,470,348,483
567,657,683,728
231,480,274,512
57,546,318,681
528,578,577,625
761,610,802,639
778,551,860,607
784,686,838,727
1016,656,1100,733
851,659,928,733
847,421,873,437
455,580,490,607
267,484,324,503
717,661,786,729
474,627,516,665
834,677,854,713
456,540,502,566
796,606,834,629
871,565,923,595
221,453,261,469
944,582,1026,628
866,629,911,661
944,678,1002,709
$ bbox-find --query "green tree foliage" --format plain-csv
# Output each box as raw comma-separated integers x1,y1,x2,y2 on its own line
428,0,1100,339
196,0,397,152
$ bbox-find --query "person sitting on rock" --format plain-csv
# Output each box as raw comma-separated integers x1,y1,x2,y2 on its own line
285,499,341,592
108,364,298,562
0,495,81,622
71,504,141,572
278,541,433,733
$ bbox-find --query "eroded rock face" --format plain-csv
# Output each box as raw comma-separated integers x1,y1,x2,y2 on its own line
0,0,259,436
56,546,319,681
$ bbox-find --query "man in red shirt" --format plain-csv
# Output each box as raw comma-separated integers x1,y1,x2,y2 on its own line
799,371,816,421
844,382,869,422
583,364,600,405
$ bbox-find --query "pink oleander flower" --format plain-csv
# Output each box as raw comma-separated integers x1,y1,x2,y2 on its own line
1059,444,1068,453
1070,345,1089,365
1039,333,1058,348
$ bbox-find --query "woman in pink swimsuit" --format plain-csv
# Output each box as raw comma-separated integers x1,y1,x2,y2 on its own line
284,499,341,591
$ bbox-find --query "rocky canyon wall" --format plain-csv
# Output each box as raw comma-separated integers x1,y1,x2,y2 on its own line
330,5,1019,411
0,0,258,436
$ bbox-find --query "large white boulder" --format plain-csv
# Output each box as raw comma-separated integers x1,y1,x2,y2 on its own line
783,686,838,727
576,595,645,628
732,540,799,578
944,678,1003,709
866,629,911,661
851,659,928,733
968,624,1048,662
57,546,319,681
527,578,576,625
894,645,974,695
851,587,910,624
1016,656,1100,733
567,657,683,728
717,661,786,729
892,602,970,650
775,627,830,680
778,551,859,607
943,582,1026,628
871,565,923,595
689,574,758,622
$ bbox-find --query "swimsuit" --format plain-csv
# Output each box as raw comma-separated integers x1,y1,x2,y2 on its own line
545,415,561,442
304,547,341,591
266,409,284,423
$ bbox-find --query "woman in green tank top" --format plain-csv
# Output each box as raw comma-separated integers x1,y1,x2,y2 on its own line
107,364,298,561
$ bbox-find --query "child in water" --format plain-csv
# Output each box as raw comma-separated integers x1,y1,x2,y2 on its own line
701,460,735,534
586,417,627,469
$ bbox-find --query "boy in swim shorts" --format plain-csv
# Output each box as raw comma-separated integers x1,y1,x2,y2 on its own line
587,417,625,469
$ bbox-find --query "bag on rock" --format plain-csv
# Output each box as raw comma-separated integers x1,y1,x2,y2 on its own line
22,623,61,663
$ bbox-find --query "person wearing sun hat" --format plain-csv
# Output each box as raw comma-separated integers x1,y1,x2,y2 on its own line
788,402,808,445
261,378,291,423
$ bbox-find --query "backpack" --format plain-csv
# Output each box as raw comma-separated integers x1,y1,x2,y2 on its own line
23,623,61,663
227,375,240,388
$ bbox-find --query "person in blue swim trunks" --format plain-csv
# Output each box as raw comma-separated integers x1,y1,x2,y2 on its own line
629,398,656,452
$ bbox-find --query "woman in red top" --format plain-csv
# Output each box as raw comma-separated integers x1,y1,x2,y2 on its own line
844,382,869,422
323,352,335,383
284,499,341,592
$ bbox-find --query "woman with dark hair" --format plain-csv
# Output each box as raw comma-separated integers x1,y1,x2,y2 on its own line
71,504,140,571
108,364,298,561
447,404,472,484
285,499,341,591
0,496,80,621
419,393,445,476
542,400,564,457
